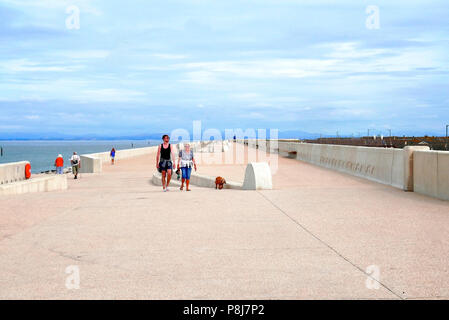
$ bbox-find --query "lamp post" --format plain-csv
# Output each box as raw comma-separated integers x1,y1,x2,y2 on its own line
367,128,375,138
387,129,392,147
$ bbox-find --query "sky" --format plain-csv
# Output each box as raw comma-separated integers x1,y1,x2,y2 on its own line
0,0,448,138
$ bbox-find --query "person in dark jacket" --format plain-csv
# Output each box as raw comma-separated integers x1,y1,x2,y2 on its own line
110,148,116,165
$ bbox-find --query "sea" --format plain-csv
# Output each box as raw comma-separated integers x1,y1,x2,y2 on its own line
0,140,159,173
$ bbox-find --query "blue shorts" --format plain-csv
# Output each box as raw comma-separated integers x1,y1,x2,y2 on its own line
159,160,172,172
181,167,192,180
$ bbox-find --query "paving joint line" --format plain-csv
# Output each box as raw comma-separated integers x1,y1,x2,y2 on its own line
256,190,404,300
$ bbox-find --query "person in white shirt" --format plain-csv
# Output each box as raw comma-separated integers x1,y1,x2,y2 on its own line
177,143,197,191
70,152,81,179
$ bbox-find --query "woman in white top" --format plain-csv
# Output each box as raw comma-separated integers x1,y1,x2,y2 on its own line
177,144,197,191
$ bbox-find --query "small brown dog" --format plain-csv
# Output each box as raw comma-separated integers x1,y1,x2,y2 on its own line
215,176,226,189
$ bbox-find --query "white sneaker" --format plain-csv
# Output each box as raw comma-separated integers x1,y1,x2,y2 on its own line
166,187,170,191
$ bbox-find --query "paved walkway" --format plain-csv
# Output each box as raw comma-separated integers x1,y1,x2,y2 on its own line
0,147,448,299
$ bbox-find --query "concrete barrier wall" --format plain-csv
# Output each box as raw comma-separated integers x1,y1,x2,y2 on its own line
241,140,449,200
242,140,410,190
185,172,241,189
80,146,159,173
87,146,159,163
0,174,67,196
79,141,221,174
152,169,242,190
294,143,406,188
414,150,449,201
0,161,29,185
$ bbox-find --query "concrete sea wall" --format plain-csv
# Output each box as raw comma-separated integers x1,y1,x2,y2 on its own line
79,141,220,174
414,150,449,201
0,174,67,196
0,161,29,185
293,143,406,189
243,140,412,190
0,160,68,196
241,140,449,200
80,146,159,174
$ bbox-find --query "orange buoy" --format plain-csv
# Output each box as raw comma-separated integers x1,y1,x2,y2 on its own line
25,163,31,179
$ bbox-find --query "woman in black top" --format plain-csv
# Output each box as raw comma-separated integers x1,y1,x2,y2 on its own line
156,135,176,192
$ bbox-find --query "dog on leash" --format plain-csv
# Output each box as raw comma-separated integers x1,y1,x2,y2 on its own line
215,176,226,190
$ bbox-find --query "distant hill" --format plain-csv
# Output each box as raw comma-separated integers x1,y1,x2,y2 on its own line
0,132,166,141
0,129,444,141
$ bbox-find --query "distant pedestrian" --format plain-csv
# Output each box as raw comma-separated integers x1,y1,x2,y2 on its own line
110,147,116,165
55,154,64,174
177,143,197,191
70,152,81,179
156,134,176,192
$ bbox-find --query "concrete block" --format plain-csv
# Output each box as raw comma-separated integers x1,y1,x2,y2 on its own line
242,162,272,190
370,148,393,185
414,151,438,198
437,152,449,200
403,146,430,191
80,155,102,173
391,149,405,189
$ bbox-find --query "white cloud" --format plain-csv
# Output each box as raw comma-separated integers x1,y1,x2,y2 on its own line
229,93,261,100
2,0,102,15
239,112,267,119
0,124,24,130
79,88,147,102
175,59,338,83
24,115,40,120
56,50,110,60
0,59,84,73
321,42,390,59
142,43,446,85
151,53,188,60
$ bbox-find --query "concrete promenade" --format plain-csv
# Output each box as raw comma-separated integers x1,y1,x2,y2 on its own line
0,146,448,299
